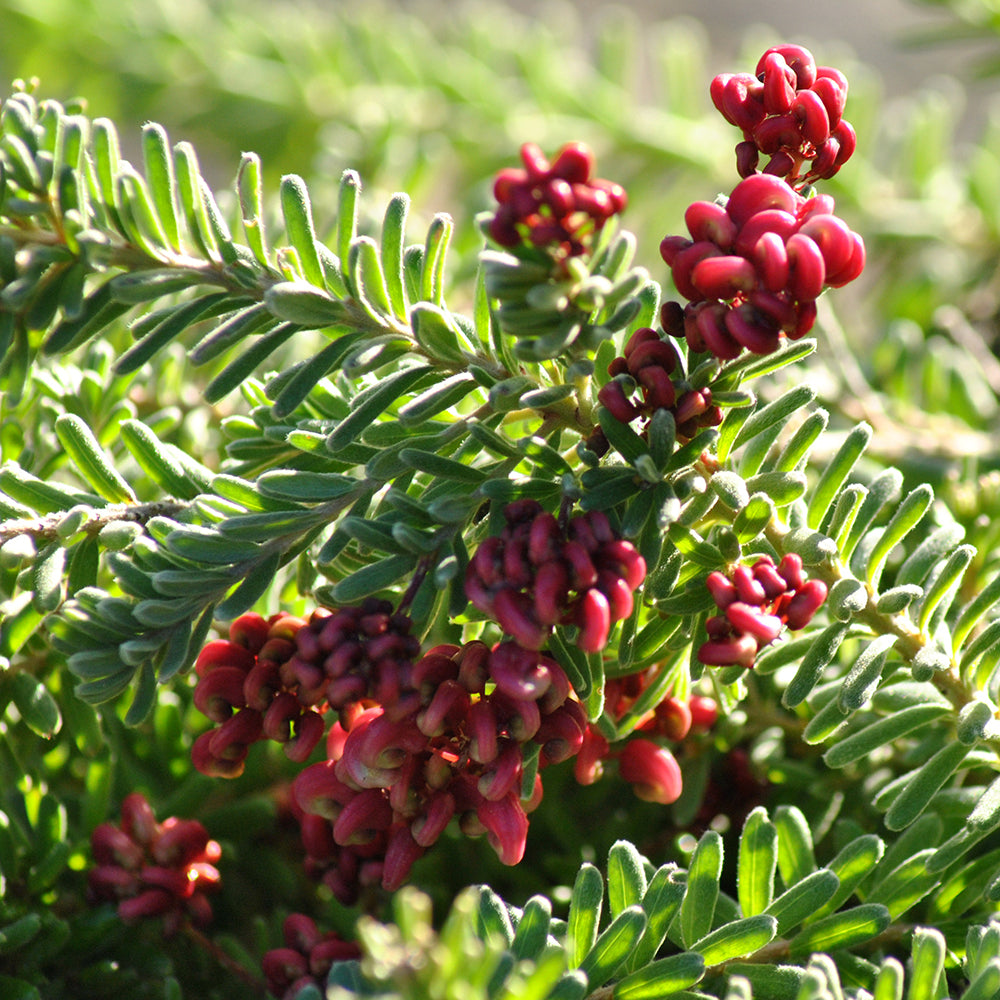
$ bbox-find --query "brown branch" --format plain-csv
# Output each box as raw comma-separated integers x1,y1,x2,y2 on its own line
0,498,188,546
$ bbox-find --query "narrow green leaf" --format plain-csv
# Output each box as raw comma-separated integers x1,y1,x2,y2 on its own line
738,806,778,917
349,236,393,320
865,484,933,589
116,166,170,253
326,365,436,453
733,493,775,543
629,863,685,971
116,292,231,374
236,152,269,266
718,336,815,382
927,774,1000,872
692,914,777,967
614,952,705,1000
884,740,971,831
608,840,648,919
255,470,358,503
410,302,471,363
731,385,815,454
10,672,61,738
55,414,136,502
897,522,965,588
120,420,200,498
172,141,218,259
142,122,180,250
866,848,938,920
109,267,203,303
475,885,515,946
807,422,873,530
782,622,850,708
510,895,552,962
764,870,839,936
31,542,66,613
843,468,905,568
838,634,899,712
906,927,945,1000
400,448,488,484
331,554,416,603
773,805,815,887
743,471,806,507
873,957,905,1000
279,174,323,287
263,281,346,328
216,550,282,620
711,472,750,511
164,525,262,565
545,628,593,703
875,584,924,614
89,117,124,226
773,409,828,471
381,193,409,320
789,903,890,956
337,170,361,289
579,905,646,986
189,303,274,365
962,959,1000,1000
824,703,950,768
680,830,723,948
918,544,976,632
204,323,298,403
567,861,604,968
953,573,1000,653
422,213,453,306
124,658,157,726
43,282,132,355
398,373,478,425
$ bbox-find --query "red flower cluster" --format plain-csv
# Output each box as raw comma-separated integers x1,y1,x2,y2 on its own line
699,553,827,668
465,499,646,653
262,913,360,1000
190,602,420,778
599,326,724,442
712,44,856,186
88,792,221,934
575,673,718,805
488,141,627,258
292,640,584,903
659,173,865,359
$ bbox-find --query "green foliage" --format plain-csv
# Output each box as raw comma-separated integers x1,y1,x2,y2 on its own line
1,1,1000,999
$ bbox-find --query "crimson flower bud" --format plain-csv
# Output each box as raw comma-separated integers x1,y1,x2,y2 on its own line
477,792,529,866
618,739,683,805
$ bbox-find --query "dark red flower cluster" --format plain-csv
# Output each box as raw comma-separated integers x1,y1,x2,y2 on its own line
190,602,420,778
292,639,584,903
712,44,856,186
699,553,827,668
88,792,221,934
659,173,865,359
598,326,724,442
575,672,718,805
465,499,646,653
262,913,360,1000
488,141,627,258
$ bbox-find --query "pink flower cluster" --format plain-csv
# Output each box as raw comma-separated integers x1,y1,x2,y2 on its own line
598,326,724,442
659,173,865,359
488,141,627,258
88,792,221,934
699,553,828,668
190,602,420,778
712,44,856,186
262,913,360,1000
292,639,584,903
465,499,646,653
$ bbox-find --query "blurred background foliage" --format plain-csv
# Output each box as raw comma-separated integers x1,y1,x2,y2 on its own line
3,0,1000,996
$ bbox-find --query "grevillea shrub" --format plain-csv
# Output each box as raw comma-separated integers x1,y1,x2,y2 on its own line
3,8,1000,1000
